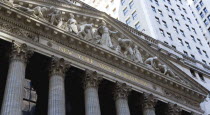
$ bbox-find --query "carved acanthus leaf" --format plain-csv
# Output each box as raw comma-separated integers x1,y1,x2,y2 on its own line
113,82,132,100
83,70,103,89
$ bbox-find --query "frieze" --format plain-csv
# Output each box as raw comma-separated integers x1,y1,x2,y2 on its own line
164,89,202,111
0,19,39,42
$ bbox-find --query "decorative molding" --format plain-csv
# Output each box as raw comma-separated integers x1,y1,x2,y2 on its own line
83,69,103,89
49,56,70,77
168,103,182,115
10,42,34,63
113,82,132,100
143,93,157,109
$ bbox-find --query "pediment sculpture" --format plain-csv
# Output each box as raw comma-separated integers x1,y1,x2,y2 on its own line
2,1,182,81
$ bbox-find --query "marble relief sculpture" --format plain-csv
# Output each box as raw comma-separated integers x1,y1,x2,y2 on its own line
118,37,134,59
157,64,177,78
67,13,79,34
144,56,159,70
78,23,94,41
97,21,118,49
133,45,143,63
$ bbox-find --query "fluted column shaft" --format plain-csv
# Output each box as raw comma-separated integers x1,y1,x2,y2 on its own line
1,43,33,115
84,70,102,115
48,57,69,115
143,93,157,115
114,82,131,115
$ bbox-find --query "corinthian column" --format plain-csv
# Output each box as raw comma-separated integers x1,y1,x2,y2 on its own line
168,103,182,115
48,57,70,115
1,43,33,115
84,70,102,115
143,93,157,115
114,82,131,115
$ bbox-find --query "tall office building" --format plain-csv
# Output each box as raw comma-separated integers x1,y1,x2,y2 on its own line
188,0,210,47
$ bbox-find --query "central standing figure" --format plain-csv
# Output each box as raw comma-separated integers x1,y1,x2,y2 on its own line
97,21,117,49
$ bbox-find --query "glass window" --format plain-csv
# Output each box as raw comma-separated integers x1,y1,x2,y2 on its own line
183,8,187,14
167,0,171,5
196,47,202,55
183,51,188,55
181,14,185,20
186,24,190,31
123,7,128,15
180,30,185,37
175,19,180,25
208,15,210,21
126,17,131,25
187,18,191,23
192,28,197,34
178,38,184,45
121,0,125,5
135,22,140,30
171,9,176,15
198,73,205,81
204,19,209,26
172,45,176,49
129,0,134,9
173,26,178,33
197,38,202,45
190,69,196,77
177,5,181,10
169,15,173,22
158,10,163,16
155,17,160,24
199,1,204,6
191,54,195,59
162,21,168,28
132,11,137,20
185,42,191,49
200,12,204,18
203,50,209,58
191,35,196,42
203,8,208,14
208,27,210,33
159,29,165,37
179,0,182,4
151,6,156,13
167,32,172,40
202,60,207,64
196,5,200,11
155,0,159,5
165,5,169,11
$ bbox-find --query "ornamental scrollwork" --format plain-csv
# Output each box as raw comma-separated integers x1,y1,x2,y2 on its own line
113,82,132,100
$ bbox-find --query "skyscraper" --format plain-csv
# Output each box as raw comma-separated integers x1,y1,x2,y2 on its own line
188,0,210,48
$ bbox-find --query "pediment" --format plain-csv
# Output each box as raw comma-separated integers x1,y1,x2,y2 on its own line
0,0,208,100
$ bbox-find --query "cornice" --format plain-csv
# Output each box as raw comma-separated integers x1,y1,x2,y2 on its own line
0,0,207,105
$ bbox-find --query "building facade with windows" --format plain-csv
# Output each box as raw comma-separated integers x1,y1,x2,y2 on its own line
188,0,210,50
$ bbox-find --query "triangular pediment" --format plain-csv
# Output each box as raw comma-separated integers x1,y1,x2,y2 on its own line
0,0,208,101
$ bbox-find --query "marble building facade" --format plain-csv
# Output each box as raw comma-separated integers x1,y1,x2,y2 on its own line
0,0,209,115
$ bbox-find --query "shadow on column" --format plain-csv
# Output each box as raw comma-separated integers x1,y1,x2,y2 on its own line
0,39,11,112
65,67,85,115
155,101,168,115
26,52,51,115
128,91,143,115
99,80,116,115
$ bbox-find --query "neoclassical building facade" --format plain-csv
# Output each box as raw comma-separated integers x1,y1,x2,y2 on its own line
0,0,209,115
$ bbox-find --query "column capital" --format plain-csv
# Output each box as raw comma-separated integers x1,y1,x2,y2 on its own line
143,93,157,109
10,42,33,63
49,56,70,77
114,82,132,100
83,70,103,89
168,103,182,115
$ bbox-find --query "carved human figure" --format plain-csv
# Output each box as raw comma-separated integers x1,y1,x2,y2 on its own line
144,56,159,70
78,23,94,41
67,13,79,34
97,21,117,49
133,45,143,63
157,64,177,78
48,9,62,25
118,37,134,59
2,0,14,6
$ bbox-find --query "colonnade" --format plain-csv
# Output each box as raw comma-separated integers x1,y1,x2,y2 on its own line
0,43,192,115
